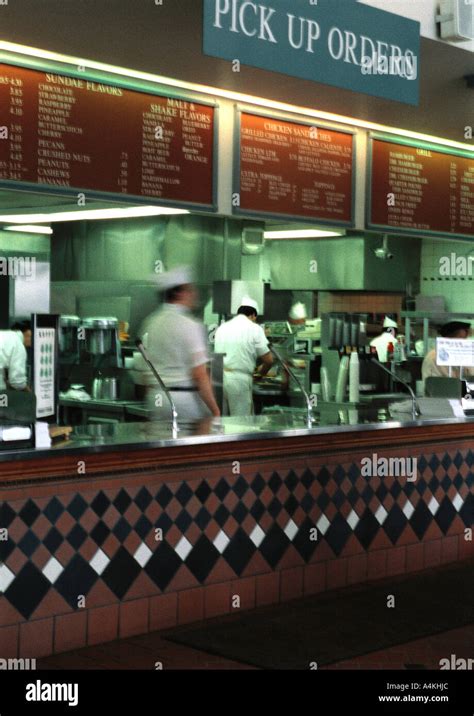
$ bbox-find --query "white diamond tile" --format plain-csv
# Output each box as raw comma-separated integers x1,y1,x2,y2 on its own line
213,530,230,554
452,493,463,512
402,500,415,520
316,514,330,536
42,557,64,584
0,564,15,593
347,509,360,530
250,524,265,547
134,542,153,567
428,496,439,515
90,549,110,575
175,536,192,561
375,505,388,525
284,519,298,541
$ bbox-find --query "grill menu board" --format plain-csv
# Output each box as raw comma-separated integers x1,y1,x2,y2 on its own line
237,112,354,224
369,138,474,237
0,64,215,206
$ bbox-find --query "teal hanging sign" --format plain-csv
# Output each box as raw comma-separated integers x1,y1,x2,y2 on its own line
203,0,420,105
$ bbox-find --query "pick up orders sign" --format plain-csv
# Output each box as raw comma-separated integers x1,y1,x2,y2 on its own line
203,0,420,105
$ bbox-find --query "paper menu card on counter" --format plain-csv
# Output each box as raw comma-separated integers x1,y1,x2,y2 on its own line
436,338,474,368
34,327,56,418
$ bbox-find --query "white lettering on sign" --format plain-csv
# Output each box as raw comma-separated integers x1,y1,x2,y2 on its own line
214,0,277,42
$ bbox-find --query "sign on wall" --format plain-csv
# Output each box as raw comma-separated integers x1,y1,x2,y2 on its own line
203,0,420,105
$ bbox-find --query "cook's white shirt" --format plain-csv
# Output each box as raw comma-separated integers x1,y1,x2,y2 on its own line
0,330,27,390
215,314,269,375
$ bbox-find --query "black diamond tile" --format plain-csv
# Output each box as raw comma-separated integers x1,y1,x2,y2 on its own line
195,507,211,530
44,527,63,554
113,517,131,542
175,509,192,533
185,535,219,582
250,499,265,521
390,481,402,498
348,463,360,483
175,483,193,507
268,497,282,518
441,454,452,470
90,520,110,546
214,505,230,527
90,491,110,517
453,473,463,490
102,546,140,599
428,455,441,472
347,487,359,507
301,469,315,489
113,489,132,514
332,489,345,510
155,513,173,535
18,500,40,527
440,474,451,492
66,524,88,550
459,494,473,528
415,479,427,496
0,537,15,561
232,502,248,524
361,485,374,504
417,455,428,474
260,524,290,568
316,491,330,511
325,513,352,556
434,497,457,535
156,484,173,508
453,451,463,469
284,470,298,491
293,517,318,562
354,509,380,549
284,494,298,516
383,504,407,545
405,482,416,497
145,541,182,590
4,562,50,619
223,528,255,575
268,472,282,493
134,515,152,540
195,481,211,504
67,494,88,520
0,502,16,528
466,451,474,468
55,554,98,608
410,501,433,540
134,487,152,511
233,476,248,499
17,530,40,557
333,465,346,486
375,483,388,502
301,493,314,514
215,478,230,500
43,497,64,524
466,472,473,489
250,473,265,495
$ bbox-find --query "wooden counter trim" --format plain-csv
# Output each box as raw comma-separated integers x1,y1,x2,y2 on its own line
0,422,473,486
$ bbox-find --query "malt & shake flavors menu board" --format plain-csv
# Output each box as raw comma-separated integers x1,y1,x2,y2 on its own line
369,138,474,237
236,112,354,224
0,64,215,206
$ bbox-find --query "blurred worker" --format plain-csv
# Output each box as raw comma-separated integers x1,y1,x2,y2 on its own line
370,316,399,362
422,321,474,380
0,321,31,392
288,301,308,329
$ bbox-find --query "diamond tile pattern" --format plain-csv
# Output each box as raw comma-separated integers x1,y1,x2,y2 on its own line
1,447,472,619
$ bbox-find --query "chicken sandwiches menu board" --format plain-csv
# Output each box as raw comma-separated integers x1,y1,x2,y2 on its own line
368,138,474,238
236,112,354,224
0,64,215,206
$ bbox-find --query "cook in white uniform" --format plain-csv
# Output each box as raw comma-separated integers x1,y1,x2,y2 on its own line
0,328,29,391
140,267,220,421
214,297,273,416
370,316,399,362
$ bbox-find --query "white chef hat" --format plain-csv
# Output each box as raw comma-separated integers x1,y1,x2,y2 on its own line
155,266,193,292
240,296,259,313
289,302,307,320
383,316,398,329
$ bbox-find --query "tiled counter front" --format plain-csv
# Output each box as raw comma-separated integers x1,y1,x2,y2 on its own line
1,435,473,659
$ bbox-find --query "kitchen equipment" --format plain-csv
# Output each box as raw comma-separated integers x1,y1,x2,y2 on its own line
59,315,81,353
92,377,119,401
83,317,119,355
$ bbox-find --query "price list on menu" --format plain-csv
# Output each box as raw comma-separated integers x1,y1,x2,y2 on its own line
369,138,474,237
237,112,354,223
0,64,215,206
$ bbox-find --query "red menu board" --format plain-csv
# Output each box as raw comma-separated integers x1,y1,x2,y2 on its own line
0,64,215,206
369,138,474,237
237,112,354,224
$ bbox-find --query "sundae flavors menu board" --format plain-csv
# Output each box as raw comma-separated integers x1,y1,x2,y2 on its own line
236,111,354,224
0,64,216,206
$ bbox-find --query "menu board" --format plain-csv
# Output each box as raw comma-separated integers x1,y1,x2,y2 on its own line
0,64,215,206
369,138,474,237
237,112,354,224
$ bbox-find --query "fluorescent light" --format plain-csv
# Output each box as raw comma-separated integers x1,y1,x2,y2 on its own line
3,225,53,235
0,206,190,224
264,229,343,239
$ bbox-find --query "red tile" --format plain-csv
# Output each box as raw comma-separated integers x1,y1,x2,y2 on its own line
149,593,177,632
230,577,255,612
368,550,387,580
347,553,368,585
280,566,303,602
406,543,424,573
88,603,119,646
19,618,53,659
386,546,406,576
326,558,347,590
303,564,326,595
123,571,158,601
178,588,204,625
256,572,280,607
84,579,118,609
424,540,441,569
166,564,199,592
54,612,87,654
440,536,458,564
205,555,238,585
275,543,305,570
458,534,474,561
0,625,19,657
369,529,393,550
30,589,72,620
119,598,149,639
309,540,335,564
341,533,365,557
0,597,25,627
423,521,443,541
204,582,231,618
